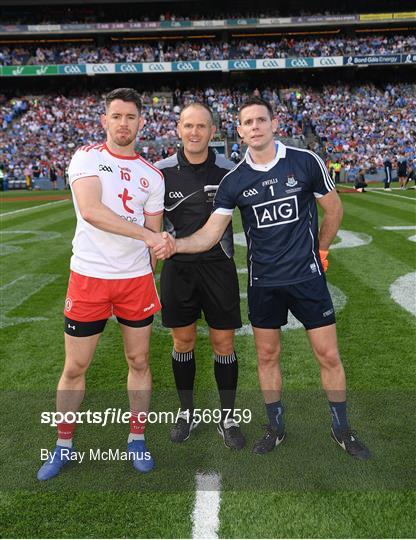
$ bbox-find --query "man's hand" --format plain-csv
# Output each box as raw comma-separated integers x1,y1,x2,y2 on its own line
319,249,329,272
143,230,164,248
152,232,176,260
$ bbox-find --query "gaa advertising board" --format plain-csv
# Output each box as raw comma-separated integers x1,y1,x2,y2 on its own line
0,55,414,77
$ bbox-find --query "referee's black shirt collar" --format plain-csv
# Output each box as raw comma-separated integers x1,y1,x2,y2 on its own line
178,146,216,169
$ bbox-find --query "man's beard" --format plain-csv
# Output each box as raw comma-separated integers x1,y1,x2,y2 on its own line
114,134,136,147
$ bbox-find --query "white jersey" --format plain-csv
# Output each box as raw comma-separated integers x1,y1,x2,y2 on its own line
68,142,164,279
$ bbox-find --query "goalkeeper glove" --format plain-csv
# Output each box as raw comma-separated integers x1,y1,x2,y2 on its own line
319,250,329,272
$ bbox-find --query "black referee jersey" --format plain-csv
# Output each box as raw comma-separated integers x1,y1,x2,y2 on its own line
155,147,235,262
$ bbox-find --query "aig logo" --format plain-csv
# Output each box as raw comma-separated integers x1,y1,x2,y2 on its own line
243,188,258,197
169,191,183,198
253,196,299,228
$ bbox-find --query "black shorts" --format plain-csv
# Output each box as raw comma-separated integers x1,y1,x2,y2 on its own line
248,275,335,330
160,258,242,330
398,165,407,177
64,315,154,337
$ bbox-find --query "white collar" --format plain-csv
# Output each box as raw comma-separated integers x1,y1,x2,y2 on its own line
245,141,287,172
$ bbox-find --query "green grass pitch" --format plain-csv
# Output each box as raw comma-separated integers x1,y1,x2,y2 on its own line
1,186,415,538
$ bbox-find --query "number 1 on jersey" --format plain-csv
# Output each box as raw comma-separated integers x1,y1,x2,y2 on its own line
269,185,275,197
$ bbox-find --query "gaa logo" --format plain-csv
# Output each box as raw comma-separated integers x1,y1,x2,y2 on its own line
288,58,310,68
65,298,72,312
63,65,83,74
149,63,165,72
176,62,195,71
140,177,149,188
120,64,138,73
319,57,337,66
262,59,281,68
233,60,252,69
205,61,222,70
99,164,113,173
243,188,259,197
92,64,109,73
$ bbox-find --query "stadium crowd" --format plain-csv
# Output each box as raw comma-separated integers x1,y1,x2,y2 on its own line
0,83,415,184
1,35,415,65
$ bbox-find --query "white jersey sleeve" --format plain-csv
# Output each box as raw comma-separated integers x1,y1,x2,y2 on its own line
144,170,165,216
68,146,99,185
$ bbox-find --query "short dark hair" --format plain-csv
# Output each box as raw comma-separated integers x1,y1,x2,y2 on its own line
104,88,142,113
239,97,274,120
180,102,214,124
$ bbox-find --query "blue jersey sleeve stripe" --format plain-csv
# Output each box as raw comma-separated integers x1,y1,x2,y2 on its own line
286,145,335,193
301,148,335,192
313,152,336,192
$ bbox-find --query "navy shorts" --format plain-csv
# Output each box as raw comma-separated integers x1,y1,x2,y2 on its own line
248,275,336,330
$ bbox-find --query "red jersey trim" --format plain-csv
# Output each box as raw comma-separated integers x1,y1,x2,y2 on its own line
143,209,164,216
86,144,104,152
103,143,140,160
76,143,104,154
138,155,164,180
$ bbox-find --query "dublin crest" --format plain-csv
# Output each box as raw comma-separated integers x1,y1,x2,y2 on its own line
286,175,297,187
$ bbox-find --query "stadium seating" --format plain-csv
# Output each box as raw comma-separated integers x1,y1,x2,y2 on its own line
1,82,414,187
1,35,415,65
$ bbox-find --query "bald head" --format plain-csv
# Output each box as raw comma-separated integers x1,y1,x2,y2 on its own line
179,102,214,125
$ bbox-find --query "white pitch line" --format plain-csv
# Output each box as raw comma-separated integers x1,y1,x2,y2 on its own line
192,472,221,539
390,272,416,317
1,198,70,217
380,226,416,231
365,190,416,201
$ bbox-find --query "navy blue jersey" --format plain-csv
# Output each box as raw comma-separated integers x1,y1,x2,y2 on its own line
213,142,335,287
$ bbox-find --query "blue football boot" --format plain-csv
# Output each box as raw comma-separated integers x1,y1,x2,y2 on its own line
127,439,155,473
37,445,77,481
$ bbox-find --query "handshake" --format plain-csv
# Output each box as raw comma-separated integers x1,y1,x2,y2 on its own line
146,231,177,260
